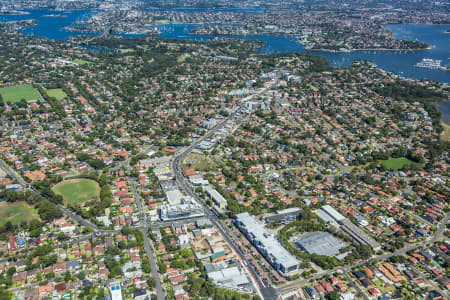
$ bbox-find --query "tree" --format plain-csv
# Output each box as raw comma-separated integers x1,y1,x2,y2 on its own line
328,291,340,300
77,271,86,280
0,289,11,300
88,159,106,170
6,267,16,277
57,232,70,241
4,222,13,233
142,263,151,273
64,271,71,282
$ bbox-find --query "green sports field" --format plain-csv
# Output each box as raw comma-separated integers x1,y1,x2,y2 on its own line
47,88,67,99
73,59,91,66
308,84,319,92
52,178,100,205
0,84,41,103
0,201,40,226
380,157,413,171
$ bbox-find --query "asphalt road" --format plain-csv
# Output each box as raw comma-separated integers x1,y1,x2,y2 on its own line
130,178,165,300
0,159,27,186
279,211,450,293
2,78,446,299
171,100,280,300
57,204,99,230
0,158,166,298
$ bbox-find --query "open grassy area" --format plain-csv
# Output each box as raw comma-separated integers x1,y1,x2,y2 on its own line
380,157,413,171
73,59,91,66
52,178,100,205
181,153,218,172
155,19,170,25
120,49,135,54
177,55,188,63
308,84,319,92
0,201,39,226
46,88,67,99
441,121,450,142
0,84,40,103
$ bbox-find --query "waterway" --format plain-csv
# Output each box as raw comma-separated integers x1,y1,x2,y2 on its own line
1,9,449,119
155,23,450,84
0,9,95,40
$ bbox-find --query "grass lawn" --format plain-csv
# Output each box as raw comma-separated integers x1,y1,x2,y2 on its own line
308,84,319,92
372,279,383,287
0,201,39,226
177,55,188,63
120,49,135,54
0,84,40,103
380,157,413,171
181,153,218,172
441,121,450,142
155,19,170,25
52,178,100,205
73,59,91,66
46,88,67,99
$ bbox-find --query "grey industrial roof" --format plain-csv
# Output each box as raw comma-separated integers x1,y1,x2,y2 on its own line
208,266,250,289
314,209,335,223
339,219,381,250
296,232,347,257
276,207,302,215
166,189,183,205
321,205,345,221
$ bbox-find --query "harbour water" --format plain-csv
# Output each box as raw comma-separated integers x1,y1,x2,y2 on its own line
0,9,95,40
155,23,450,84
0,10,449,119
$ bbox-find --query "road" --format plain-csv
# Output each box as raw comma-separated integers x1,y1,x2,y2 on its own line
57,204,99,230
0,158,167,298
129,178,165,300
0,160,27,187
171,84,281,300
343,271,369,300
0,234,100,265
2,77,447,299
279,211,450,293
411,265,448,297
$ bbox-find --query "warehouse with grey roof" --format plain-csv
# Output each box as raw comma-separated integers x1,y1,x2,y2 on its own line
296,232,347,257
315,205,381,251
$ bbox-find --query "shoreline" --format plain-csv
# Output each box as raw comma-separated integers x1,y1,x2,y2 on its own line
42,14,67,18
306,46,432,53
440,121,450,142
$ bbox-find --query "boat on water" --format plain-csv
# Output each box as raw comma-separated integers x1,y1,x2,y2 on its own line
415,58,442,69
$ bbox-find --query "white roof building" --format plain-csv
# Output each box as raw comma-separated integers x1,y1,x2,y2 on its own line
235,212,298,274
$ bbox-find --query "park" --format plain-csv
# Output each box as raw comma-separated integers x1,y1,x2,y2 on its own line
0,201,40,226
0,84,41,103
52,178,100,206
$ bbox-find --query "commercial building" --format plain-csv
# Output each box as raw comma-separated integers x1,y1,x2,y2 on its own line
265,207,302,225
315,205,381,251
234,212,299,275
205,187,227,210
296,232,347,257
159,196,204,221
206,265,251,292
166,189,183,205
320,205,345,222
339,219,381,251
